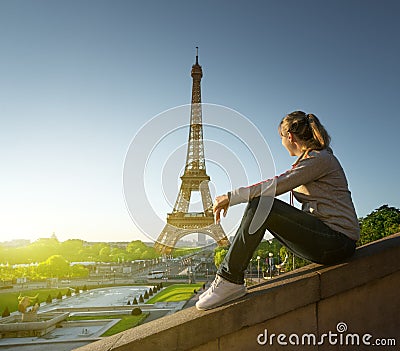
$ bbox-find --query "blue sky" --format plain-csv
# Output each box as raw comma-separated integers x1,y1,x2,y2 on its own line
1,0,399,243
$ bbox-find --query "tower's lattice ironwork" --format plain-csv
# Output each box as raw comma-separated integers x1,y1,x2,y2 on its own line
154,49,229,254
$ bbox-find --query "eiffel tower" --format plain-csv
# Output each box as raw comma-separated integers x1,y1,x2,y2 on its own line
154,48,229,254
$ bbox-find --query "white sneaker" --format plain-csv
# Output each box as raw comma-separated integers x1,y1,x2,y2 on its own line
197,278,218,300
196,275,247,310
198,288,208,300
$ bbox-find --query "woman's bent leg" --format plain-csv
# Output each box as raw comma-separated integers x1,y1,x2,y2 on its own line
217,197,274,284
265,198,356,264
217,197,356,284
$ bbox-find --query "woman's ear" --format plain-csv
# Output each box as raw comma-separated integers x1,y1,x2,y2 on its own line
287,132,294,143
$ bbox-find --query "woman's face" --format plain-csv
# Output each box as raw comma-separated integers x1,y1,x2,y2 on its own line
280,127,299,156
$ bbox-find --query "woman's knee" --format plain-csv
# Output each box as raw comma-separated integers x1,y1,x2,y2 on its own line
241,197,273,236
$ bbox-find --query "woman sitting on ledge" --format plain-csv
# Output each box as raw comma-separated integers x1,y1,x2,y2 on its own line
196,111,359,310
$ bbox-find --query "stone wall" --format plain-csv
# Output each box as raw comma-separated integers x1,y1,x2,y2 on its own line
74,233,400,351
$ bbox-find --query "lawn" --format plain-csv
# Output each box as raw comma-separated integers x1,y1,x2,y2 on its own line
0,288,71,315
67,314,148,336
146,283,204,304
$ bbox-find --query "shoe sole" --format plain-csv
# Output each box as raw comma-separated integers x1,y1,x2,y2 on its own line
196,289,247,310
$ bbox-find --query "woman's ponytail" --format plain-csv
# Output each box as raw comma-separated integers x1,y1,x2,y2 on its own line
307,113,331,149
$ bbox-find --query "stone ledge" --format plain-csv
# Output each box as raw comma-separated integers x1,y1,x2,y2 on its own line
317,233,400,299
74,232,400,351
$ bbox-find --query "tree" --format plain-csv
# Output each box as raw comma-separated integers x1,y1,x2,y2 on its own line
358,205,400,246
60,239,85,261
99,246,111,262
70,264,89,279
126,240,158,260
279,246,310,272
214,246,229,268
2,306,10,318
131,307,142,316
37,255,70,279
46,294,52,304
29,237,61,263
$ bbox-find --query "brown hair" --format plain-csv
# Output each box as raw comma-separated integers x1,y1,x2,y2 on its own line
279,111,331,152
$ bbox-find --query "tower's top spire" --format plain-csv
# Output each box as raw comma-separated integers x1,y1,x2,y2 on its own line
191,46,202,78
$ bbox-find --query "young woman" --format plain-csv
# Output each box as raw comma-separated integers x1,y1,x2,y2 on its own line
196,111,359,310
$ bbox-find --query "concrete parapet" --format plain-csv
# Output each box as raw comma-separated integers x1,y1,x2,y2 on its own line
0,312,69,338
74,233,400,351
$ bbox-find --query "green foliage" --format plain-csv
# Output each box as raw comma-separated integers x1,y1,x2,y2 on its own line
2,306,10,318
70,264,89,278
59,240,85,261
279,246,310,272
214,246,229,268
144,291,149,299
170,247,201,257
139,295,144,303
131,307,142,316
57,291,63,300
126,240,158,260
99,246,111,262
358,205,400,246
66,289,72,297
46,294,52,304
0,237,210,283
132,297,138,305
0,238,160,267
37,255,70,278
127,300,131,305
213,238,283,271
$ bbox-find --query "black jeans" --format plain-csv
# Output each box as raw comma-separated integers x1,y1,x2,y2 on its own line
217,197,356,284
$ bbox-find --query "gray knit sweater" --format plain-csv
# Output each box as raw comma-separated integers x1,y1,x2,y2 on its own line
229,148,360,241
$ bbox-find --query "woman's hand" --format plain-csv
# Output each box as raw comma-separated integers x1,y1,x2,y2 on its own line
213,194,230,223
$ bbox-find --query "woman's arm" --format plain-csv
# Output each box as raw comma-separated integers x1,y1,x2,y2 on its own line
229,150,335,206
